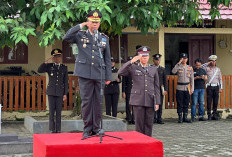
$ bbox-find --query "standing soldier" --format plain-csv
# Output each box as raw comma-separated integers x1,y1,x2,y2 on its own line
38,49,68,133
202,55,223,120
104,57,121,117
152,54,168,124
63,10,112,138
118,46,160,137
122,56,134,124
172,53,194,123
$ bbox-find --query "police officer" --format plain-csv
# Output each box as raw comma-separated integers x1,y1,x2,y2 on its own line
104,57,121,117
118,46,160,137
202,55,223,120
38,49,68,133
64,10,111,138
122,56,135,124
172,53,194,123
152,54,168,124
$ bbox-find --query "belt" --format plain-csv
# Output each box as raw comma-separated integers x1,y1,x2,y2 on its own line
206,83,218,87
177,82,190,85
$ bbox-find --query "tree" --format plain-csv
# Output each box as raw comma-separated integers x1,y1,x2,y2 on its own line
0,0,231,48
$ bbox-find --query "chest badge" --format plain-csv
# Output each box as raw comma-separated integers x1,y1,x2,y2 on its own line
51,73,54,76
83,44,87,48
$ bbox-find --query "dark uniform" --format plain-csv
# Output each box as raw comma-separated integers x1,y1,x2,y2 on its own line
152,54,168,124
202,55,223,120
122,56,134,124
172,53,194,123
38,49,68,133
118,46,160,137
63,10,111,137
104,58,121,117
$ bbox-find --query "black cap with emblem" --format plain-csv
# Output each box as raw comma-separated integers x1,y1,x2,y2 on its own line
87,10,102,22
136,46,151,56
152,54,162,60
51,49,62,56
179,53,188,59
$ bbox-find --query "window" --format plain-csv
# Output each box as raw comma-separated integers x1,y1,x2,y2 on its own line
0,42,28,64
62,41,76,63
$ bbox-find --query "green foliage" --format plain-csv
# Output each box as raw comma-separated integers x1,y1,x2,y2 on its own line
0,0,232,48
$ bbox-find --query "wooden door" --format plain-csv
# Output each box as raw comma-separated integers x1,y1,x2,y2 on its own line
189,35,214,66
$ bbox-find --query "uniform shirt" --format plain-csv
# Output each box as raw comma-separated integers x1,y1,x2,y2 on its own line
193,67,206,89
63,24,112,80
155,65,168,91
202,63,223,89
118,61,160,107
172,63,194,92
38,63,68,96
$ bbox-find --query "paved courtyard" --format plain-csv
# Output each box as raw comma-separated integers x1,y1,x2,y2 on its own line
1,119,232,157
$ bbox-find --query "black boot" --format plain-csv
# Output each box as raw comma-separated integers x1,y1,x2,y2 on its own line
208,115,212,120
178,113,183,123
183,113,192,123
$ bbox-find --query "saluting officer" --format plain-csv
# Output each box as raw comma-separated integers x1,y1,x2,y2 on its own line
38,49,68,133
202,55,223,120
152,54,168,124
104,57,121,117
63,10,111,138
118,46,160,137
172,53,194,123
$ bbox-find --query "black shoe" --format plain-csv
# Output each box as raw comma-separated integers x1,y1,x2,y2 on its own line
191,116,196,122
153,119,157,124
178,114,183,123
50,130,56,133
183,113,192,123
157,119,164,124
212,116,219,120
56,131,61,133
208,115,212,120
82,132,89,138
199,117,207,121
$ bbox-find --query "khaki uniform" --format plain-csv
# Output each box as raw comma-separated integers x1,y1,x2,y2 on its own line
172,63,194,115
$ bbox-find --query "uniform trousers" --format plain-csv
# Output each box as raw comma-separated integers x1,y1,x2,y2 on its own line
125,93,134,122
105,93,119,117
133,106,154,137
48,95,63,132
78,77,102,134
176,90,190,114
207,86,219,116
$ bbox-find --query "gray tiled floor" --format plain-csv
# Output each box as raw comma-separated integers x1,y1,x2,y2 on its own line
1,119,232,157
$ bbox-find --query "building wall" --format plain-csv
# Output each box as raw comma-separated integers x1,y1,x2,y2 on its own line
127,33,159,65
215,20,232,75
0,36,45,75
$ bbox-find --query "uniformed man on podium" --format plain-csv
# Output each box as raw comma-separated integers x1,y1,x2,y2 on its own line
38,49,68,133
118,46,160,137
63,10,112,138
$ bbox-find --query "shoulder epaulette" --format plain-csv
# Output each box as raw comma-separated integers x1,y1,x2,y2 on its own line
101,33,109,38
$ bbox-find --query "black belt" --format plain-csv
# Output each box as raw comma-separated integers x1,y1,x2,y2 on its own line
177,82,190,85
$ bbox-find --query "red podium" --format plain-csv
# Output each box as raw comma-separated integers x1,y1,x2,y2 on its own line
33,131,163,157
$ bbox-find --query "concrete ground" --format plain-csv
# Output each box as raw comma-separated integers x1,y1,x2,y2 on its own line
1,117,232,157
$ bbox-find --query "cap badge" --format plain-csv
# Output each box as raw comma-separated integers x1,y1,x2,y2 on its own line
93,12,98,17
143,47,147,51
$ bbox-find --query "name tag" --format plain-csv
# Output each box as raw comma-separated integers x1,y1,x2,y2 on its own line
136,70,141,72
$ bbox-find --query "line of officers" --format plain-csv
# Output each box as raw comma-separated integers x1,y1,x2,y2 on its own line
106,49,223,124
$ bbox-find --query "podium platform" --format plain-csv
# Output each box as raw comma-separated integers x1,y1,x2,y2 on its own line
33,131,163,157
